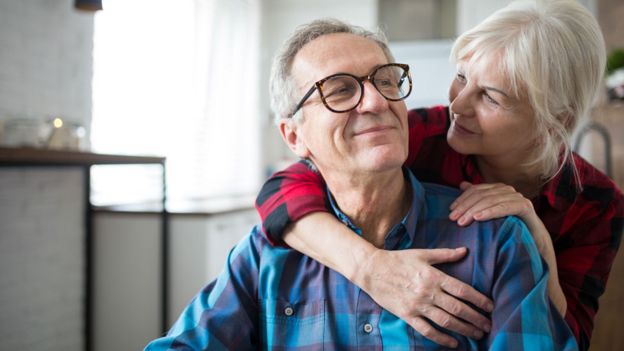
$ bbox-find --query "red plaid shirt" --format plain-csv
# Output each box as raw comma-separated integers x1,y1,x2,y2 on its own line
255,105,624,350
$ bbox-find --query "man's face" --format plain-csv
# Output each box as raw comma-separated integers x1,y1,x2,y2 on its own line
281,33,409,178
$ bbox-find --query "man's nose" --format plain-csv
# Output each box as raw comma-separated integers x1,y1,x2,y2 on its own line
355,80,389,114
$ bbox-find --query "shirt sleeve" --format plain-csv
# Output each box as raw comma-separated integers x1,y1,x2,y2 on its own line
144,228,264,350
254,160,328,245
487,216,578,351
556,190,624,350
254,106,450,245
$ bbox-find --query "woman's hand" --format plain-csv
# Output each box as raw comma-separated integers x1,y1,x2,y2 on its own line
448,181,567,316
449,181,551,253
449,182,538,227
355,247,494,348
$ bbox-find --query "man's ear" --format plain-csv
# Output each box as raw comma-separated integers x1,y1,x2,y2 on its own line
278,118,311,158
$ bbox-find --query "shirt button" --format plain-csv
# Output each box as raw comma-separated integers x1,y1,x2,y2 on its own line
363,323,373,333
284,307,294,316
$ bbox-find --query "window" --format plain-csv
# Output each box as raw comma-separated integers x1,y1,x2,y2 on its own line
91,0,261,206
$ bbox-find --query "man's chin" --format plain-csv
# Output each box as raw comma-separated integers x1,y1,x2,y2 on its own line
357,152,407,173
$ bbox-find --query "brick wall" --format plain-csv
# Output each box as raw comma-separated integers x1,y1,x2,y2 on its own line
0,0,94,138
0,1,94,350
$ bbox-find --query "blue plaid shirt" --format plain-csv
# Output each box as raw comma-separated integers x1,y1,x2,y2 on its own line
145,170,577,350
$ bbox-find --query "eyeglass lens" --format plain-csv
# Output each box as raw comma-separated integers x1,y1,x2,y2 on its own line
320,65,410,112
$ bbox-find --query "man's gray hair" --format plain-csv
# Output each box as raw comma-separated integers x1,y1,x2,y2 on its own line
269,18,394,124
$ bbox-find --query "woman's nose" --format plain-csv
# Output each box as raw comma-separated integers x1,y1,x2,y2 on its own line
449,85,475,117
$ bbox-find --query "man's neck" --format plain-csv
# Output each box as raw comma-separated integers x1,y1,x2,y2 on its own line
325,168,411,248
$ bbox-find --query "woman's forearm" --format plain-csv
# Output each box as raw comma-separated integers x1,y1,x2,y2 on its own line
283,212,377,282
529,220,567,316
547,262,567,316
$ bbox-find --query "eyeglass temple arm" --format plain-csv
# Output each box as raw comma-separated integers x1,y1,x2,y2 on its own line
290,86,318,118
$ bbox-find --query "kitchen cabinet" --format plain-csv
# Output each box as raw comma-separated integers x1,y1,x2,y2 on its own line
0,147,166,351
93,204,258,351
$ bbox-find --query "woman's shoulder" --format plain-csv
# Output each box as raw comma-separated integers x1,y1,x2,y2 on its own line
572,153,623,198
408,105,449,129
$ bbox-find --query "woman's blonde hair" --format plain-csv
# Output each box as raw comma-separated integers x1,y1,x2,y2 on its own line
451,0,606,182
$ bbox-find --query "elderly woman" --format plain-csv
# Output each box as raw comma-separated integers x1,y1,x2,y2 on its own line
254,0,624,349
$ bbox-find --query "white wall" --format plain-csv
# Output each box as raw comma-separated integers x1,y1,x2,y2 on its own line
390,40,455,109
0,0,94,139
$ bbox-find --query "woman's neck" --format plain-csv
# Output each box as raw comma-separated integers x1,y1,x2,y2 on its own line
476,155,543,198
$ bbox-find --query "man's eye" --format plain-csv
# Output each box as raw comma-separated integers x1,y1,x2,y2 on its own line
324,84,356,99
326,86,352,96
376,78,394,87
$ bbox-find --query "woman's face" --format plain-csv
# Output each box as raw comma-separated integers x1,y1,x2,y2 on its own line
447,54,538,164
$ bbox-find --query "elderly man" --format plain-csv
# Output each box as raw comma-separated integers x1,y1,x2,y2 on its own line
145,19,576,350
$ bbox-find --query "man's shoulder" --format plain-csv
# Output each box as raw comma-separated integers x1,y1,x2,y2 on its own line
421,181,461,199
226,224,276,264
420,182,531,242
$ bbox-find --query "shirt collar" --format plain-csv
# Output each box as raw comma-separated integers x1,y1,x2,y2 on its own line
326,168,426,249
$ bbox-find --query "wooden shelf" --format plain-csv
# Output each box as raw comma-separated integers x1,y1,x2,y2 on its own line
0,147,165,166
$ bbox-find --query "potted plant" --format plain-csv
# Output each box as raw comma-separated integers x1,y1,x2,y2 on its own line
606,48,624,101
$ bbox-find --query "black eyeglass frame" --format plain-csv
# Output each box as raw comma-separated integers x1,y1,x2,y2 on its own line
289,63,413,118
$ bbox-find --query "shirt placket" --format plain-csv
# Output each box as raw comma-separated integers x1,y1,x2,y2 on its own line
355,287,383,350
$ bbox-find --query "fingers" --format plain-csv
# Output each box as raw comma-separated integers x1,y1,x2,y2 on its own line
425,305,485,340
450,183,500,211
454,193,524,226
418,247,468,265
471,198,530,221
458,181,473,191
440,275,494,314
409,317,459,348
434,293,492,333
449,183,526,224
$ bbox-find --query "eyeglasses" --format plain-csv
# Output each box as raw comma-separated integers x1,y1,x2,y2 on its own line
290,63,412,117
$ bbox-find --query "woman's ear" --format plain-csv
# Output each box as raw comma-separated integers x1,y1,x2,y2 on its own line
278,119,311,158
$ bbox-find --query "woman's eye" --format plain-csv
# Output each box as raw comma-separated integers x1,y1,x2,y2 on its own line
456,73,467,83
484,92,499,105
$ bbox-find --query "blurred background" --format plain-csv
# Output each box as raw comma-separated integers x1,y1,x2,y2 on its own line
0,0,622,350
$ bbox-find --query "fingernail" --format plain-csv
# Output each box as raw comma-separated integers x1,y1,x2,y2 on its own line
486,302,494,312
458,216,466,225
483,323,491,333
473,330,483,339
449,210,458,219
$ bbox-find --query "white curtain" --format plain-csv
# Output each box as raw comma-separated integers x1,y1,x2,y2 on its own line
91,0,261,206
